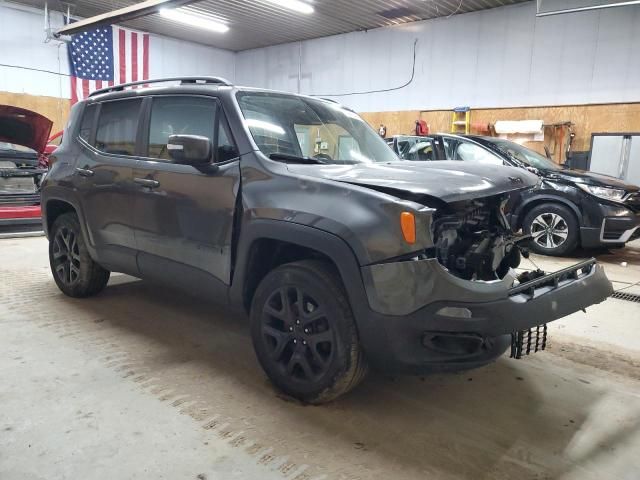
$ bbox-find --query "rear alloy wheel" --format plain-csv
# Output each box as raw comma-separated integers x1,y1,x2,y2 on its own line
523,203,579,256
49,213,110,297
250,260,367,404
52,225,81,286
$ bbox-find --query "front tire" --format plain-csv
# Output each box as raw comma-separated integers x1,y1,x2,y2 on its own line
49,212,110,297
523,203,579,256
250,260,367,404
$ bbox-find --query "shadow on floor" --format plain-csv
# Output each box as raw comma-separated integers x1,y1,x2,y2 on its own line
29,274,640,479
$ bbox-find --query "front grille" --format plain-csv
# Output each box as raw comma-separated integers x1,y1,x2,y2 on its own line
0,193,41,206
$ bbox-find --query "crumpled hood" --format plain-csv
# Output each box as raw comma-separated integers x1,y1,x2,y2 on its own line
0,105,53,154
540,168,639,192
286,161,539,203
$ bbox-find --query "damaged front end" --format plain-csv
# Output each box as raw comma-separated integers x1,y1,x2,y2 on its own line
432,194,528,282
359,190,612,372
428,193,612,358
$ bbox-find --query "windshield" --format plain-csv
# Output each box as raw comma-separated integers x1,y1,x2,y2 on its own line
491,139,560,171
237,92,398,164
0,142,36,154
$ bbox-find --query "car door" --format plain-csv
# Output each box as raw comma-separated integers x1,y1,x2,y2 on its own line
132,95,241,295
74,98,142,274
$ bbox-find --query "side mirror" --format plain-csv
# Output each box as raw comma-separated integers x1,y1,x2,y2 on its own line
167,134,211,166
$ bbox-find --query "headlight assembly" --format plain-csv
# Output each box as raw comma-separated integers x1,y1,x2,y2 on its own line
576,183,626,202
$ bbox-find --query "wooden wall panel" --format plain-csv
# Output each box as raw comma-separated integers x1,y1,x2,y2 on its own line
3,89,639,163
0,91,70,135
362,103,640,162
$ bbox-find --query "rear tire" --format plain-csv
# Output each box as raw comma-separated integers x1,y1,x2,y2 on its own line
523,203,579,256
49,212,110,297
250,260,367,404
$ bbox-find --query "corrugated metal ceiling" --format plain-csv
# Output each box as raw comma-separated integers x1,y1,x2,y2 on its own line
21,0,529,51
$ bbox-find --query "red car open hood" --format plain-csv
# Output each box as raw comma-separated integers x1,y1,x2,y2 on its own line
0,105,53,154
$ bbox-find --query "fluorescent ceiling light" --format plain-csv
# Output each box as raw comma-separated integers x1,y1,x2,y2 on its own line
265,0,314,14
160,8,229,33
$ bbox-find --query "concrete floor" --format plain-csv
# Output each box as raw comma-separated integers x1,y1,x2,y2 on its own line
1,237,639,480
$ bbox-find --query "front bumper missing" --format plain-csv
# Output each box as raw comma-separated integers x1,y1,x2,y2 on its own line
507,260,600,360
360,257,613,372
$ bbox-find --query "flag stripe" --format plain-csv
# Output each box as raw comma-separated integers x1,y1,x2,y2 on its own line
138,33,145,83
119,28,127,86
70,76,78,104
131,32,138,85
143,34,149,83
112,28,120,85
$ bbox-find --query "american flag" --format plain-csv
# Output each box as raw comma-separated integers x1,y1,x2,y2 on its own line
68,25,149,104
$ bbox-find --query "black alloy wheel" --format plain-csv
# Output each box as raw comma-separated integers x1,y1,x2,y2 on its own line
52,225,81,287
250,260,367,404
260,286,335,382
48,213,110,297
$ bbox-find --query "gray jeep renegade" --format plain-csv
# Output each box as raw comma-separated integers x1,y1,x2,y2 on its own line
42,77,613,403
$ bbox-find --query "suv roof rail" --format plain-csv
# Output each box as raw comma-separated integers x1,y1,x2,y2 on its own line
89,76,233,97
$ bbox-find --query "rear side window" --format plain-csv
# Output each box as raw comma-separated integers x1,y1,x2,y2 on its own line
95,99,142,156
147,96,216,160
78,104,97,143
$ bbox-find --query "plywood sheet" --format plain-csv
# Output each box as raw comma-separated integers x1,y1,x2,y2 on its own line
362,103,640,163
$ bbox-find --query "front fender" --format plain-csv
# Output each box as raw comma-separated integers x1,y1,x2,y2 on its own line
512,190,583,229
229,219,387,357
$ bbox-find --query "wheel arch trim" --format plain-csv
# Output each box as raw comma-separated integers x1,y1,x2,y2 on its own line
230,219,369,320
42,190,92,248
514,195,582,230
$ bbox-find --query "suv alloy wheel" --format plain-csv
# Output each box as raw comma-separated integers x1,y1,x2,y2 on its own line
49,213,110,297
250,260,367,404
523,203,579,256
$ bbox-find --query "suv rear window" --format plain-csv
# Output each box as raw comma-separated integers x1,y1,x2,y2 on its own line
78,104,97,143
95,99,142,156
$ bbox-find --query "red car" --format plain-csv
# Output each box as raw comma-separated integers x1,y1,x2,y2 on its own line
0,105,52,229
42,130,63,167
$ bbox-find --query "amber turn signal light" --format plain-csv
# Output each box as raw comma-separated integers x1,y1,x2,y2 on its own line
400,212,416,244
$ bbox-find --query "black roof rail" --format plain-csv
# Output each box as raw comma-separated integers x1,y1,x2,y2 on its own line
89,76,232,97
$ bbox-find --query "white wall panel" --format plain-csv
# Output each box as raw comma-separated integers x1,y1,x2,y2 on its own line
148,35,235,81
2,1,639,112
236,2,640,112
0,3,235,100
0,5,69,98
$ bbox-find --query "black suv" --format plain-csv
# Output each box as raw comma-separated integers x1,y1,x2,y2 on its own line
42,78,612,403
387,134,640,256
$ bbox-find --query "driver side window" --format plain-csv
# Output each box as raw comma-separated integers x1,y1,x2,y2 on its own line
147,96,216,160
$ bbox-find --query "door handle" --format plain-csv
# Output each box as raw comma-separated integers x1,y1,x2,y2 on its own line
134,177,160,188
76,167,94,177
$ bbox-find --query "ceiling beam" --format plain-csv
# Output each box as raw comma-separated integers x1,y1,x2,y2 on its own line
536,0,640,16
54,0,201,36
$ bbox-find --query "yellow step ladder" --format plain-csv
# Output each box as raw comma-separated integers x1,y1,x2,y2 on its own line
451,106,470,134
